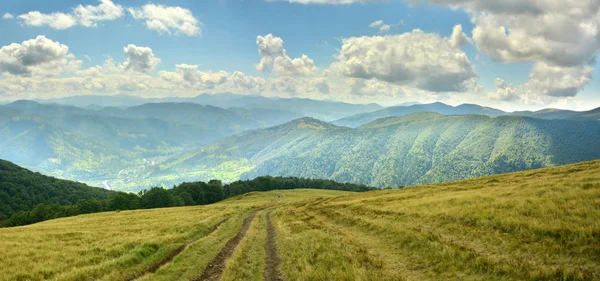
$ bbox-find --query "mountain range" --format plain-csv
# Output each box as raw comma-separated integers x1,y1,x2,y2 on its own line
333,102,600,127
32,93,383,121
0,95,599,191
146,113,600,189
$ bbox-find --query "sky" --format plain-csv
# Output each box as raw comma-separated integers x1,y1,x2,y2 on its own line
0,0,599,111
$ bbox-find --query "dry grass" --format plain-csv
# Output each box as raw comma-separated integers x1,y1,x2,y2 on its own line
272,160,600,280
1,161,599,280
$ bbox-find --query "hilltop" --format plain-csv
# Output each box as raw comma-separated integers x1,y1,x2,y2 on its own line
1,160,598,280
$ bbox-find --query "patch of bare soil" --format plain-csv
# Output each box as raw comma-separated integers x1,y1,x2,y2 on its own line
264,212,283,281
192,211,258,281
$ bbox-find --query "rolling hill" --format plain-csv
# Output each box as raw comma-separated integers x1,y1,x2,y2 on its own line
148,113,600,189
0,159,114,221
1,160,598,280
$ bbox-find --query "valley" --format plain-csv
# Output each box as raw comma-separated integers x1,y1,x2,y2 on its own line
1,96,599,192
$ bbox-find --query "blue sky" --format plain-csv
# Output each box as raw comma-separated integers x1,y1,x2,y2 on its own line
0,0,598,111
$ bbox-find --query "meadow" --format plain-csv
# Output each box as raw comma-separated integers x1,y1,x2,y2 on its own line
1,161,599,280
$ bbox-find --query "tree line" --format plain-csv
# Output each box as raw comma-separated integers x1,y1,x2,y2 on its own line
1,176,375,227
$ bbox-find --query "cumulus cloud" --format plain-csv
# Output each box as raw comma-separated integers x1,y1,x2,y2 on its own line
328,29,478,92
73,0,124,27
488,78,520,101
17,0,123,29
256,34,316,76
448,24,472,48
159,64,229,89
414,0,600,99
0,35,75,76
2,13,14,20
525,62,593,97
18,11,77,30
128,4,201,36
310,78,330,94
122,44,161,73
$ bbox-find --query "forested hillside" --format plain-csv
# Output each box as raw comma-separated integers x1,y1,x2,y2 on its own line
151,113,600,188
0,159,114,222
0,158,374,227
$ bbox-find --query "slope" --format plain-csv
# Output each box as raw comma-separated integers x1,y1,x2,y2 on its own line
1,160,598,280
0,159,114,221
153,113,600,189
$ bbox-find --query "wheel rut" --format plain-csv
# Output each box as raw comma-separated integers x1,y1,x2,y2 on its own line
127,217,229,281
264,211,283,281
192,210,259,281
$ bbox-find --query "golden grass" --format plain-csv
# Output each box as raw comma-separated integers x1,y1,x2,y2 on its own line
271,160,600,280
1,161,600,280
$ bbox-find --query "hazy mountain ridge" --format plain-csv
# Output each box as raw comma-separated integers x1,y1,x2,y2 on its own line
32,93,383,121
1,98,599,191
334,102,600,127
0,101,306,187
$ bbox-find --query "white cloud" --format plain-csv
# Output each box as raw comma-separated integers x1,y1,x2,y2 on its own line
122,44,161,73
525,62,593,97
369,20,383,27
73,0,124,27
448,24,472,48
160,64,229,89
369,20,393,33
488,78,520,101
378,24,391,33
256,34,316,76
415,0,600,99
2,13,14,20
328,29,478,92
128,4,200,36
18,11,77,30
17,0,123,30
0,35,76,76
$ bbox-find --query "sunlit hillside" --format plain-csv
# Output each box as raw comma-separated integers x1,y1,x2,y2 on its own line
1,160,599,280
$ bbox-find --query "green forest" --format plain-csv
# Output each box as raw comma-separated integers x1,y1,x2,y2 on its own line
0,159,375,227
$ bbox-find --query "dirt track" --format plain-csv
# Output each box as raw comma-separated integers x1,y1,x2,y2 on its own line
126,217,229,281
192,211,258,281
264,212,283,281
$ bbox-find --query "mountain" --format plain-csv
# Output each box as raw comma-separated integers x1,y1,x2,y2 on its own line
333,102,506,127
510,107,600,120
0,101,308,190
147,113,600,189
33,93,383,121
567,107,600,121
0,110,138,181
334,102,600,128
0,159,114,221
96,102,302,135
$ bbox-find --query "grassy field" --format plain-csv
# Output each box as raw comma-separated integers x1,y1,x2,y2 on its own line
1,161,599,280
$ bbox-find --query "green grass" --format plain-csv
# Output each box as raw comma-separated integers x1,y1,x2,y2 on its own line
1,161,600,280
